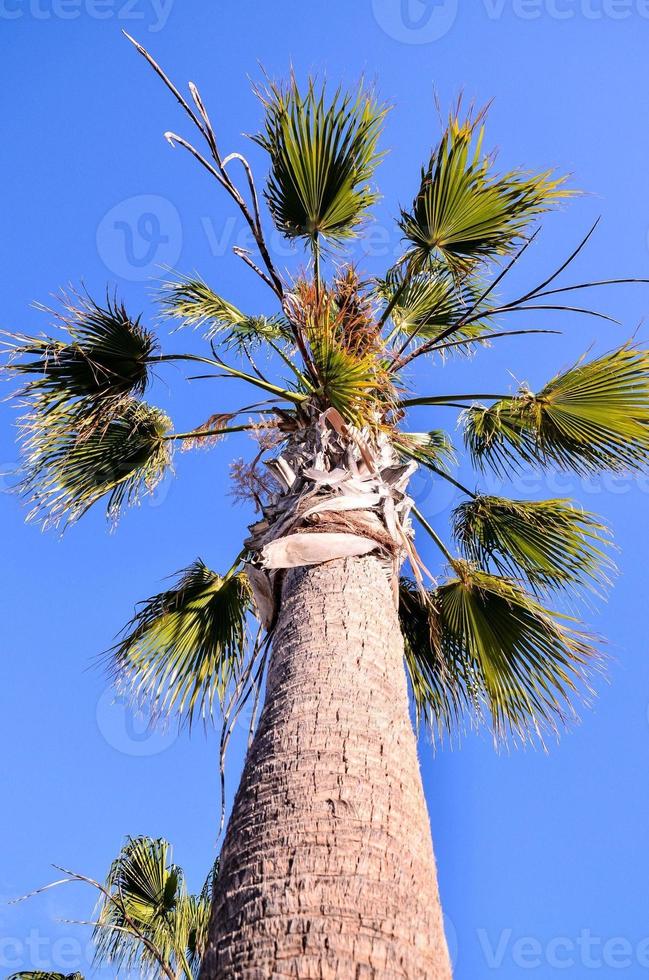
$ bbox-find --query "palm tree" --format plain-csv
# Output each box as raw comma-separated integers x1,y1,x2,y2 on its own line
4,35,649,977
9,835,214,980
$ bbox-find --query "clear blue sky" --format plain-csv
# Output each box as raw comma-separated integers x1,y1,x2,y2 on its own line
2,2,649,976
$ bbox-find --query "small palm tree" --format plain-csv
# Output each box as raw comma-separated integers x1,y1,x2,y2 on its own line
5,35,649,977
9,836,214,980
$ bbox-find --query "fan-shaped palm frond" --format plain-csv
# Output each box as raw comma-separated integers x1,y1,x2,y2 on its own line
464,345,649,475
439,565,597,739
93,836,210,979
93,836,184,974
2,292,156,408
308,337,383,425
399,106,570,275
160,276,290,349
395,430,457,474
253,78,387,248
377,266,491,350
10,836,212,980
401,567,598,741
399,578,464,735
452,496,613,593
110,561,253,726
180,859,216,978
20,399,171,526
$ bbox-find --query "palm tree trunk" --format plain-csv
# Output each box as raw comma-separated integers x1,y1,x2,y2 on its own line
200,555,452,979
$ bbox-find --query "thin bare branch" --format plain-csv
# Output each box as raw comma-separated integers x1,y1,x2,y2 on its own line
233,246,277,292
509,217,602,307
164,131,232,194
122,31,208,141
223,152,264,236
425,328,561,355
124,33,284,300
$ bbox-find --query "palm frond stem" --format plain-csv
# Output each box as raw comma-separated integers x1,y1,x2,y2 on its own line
412,505,457,566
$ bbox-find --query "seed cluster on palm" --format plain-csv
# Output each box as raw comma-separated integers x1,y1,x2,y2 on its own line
5,34,649,978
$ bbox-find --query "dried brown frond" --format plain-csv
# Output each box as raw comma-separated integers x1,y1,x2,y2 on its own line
285,274,396,427
249,419,284,452
332,266,381,358
229,458,281,511
181,413,235,451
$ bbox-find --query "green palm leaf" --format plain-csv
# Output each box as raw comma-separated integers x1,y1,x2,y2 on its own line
253,78,387,246
93,836,190,976
400,578,464,735
160,276,290,349
452,496,613,593
377,266,491,349
20,399,171,527
464,345,649,475
395,429,457,474
8,975,84,980
110,561,253,726
308,336,382,424
401,567,598,741
399,107,570,274
2,292,155,408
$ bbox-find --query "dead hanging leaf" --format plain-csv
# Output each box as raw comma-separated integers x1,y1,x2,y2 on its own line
250,419,284,452
230,458,281,511
261,531,379,569
181,413,235,451
245,564,276,629
301,492,382,519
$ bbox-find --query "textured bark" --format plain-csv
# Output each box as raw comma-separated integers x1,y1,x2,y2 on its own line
201,556,452,979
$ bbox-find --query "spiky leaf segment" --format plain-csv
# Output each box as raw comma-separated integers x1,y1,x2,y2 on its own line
377,265,492,352
2,291,156,408
92,836,212,978
160,275,291,350
401,567,598,742
288,278,394,425
464,345,649,475
110,561,252,725
399,105,571,275
452,496,613,594
20,398,171,527
395,430,457,474
253,77,387,247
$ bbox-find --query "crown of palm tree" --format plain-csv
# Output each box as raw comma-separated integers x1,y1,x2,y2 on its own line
5,34,649,760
